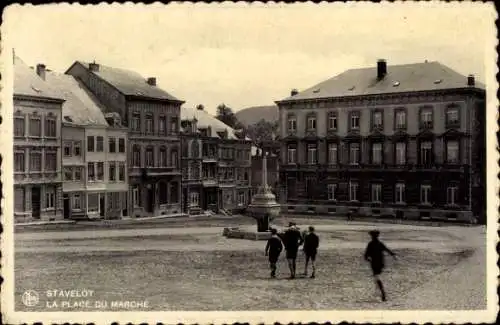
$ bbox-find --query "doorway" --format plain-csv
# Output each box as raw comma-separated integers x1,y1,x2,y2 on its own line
31,186,41,219
99,195,105,218
63,194,70,219
146,185,154,213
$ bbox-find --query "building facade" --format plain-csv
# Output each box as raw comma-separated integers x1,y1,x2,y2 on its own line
66,62,184,218
13,57,65,223
277,60,486,223
180,106,253,214
44,68,129,220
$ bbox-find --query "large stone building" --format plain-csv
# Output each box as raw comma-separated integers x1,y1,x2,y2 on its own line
66,61,185,218
13,56,65,223
180,106,253,214
276,60,486,223
44,68,129,220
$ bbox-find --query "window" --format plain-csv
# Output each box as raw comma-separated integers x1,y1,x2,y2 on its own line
171,150,178,168
72,194,82,210
97,162,104,180
420,141,432,165
45,117,57,137
109,138,116,153
328,143,338,165
350,112,360,130
75,167,82,181
145,114,154,134
74,141,81,156
328,113,337,130
307,144,317,164
446,140,459,164
447,186,458,205
29,116,41,137
395,110,406,129
349,181,359,201
395,183,405,204
96,136,104,152
371,184,382,203
14,117,25,137
395,142,406,165
87,136,95,152
446,107,460,127
119,163,125,181
287,146,297,164
372,111,383,129
118,138,125,153
88,162,95,181
45,151,57,171
132,186,140,207
420,185,431,205
349,143,360,165
327,184,337,201
64,167,73,181
371,143,383,165
14,151,25,172
170,117,179,134
420,108,433,129
190,191,200,207
109,162,116,181
306,115,317,131
15,187,25,212
87,193,99,212
131,112,141,132
237,192,246,206
45,187,55,209
146,147,154,167
158,147,167,167
132,145,141,167
64,142,72,156
30,151,42,172
287,115,297,132
159,116,166,135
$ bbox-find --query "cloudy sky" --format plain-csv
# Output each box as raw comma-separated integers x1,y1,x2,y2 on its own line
4,2,495,114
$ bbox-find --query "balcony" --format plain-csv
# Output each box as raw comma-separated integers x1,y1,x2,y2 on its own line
202,178,218,187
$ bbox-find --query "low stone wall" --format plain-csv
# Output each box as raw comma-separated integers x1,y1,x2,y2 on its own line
222,227,272,241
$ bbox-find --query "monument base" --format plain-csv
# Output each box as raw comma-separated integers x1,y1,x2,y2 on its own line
222,227,272,241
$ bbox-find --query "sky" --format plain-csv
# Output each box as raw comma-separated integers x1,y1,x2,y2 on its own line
3,2,496,114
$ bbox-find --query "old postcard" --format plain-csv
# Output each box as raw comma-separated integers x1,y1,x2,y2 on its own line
1,2,498,324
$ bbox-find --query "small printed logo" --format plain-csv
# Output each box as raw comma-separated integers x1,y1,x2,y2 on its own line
22,290,39,307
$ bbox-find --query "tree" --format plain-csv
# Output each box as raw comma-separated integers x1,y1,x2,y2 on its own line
216,103,242,129
245,119,279,144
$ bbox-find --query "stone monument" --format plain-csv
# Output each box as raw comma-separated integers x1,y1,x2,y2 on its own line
248,151,281,232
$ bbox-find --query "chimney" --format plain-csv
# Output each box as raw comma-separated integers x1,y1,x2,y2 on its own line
36,64,46,80
291,88,299,96
89,61,99,72
147,77,156,86
377,59,387,80
467,74,475,86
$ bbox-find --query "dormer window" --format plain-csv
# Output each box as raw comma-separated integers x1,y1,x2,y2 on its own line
287,114,297,133
306,114,317,131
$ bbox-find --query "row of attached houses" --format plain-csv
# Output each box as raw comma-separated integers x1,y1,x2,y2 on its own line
276,59,486,224
13,56,252,223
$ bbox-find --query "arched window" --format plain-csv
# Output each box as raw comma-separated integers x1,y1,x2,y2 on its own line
159,146,167,167
132,145,141,167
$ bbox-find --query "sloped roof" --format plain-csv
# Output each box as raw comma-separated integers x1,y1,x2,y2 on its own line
14,56,64,101
70,61,183,102
278,61,485,102
181,106,251,141
44,71,108,126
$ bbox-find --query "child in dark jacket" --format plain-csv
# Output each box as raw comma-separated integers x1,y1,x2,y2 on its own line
265,228,283,278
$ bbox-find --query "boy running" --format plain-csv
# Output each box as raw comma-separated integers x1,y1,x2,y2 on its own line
282,222,304,279
303,226,320,278
265,228,283,278
364,230,397,301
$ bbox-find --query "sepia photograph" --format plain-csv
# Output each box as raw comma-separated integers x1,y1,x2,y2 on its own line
1,2,498,324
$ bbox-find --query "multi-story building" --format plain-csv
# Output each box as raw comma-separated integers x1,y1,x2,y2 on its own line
44,68,129,220
277,59,486,223
13,57,65,223
180,106,252,214
66,61,184,218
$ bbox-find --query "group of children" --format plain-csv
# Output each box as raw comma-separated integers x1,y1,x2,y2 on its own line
264,223,397,302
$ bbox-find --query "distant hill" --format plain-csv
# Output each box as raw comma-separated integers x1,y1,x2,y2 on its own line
235,105,278,127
